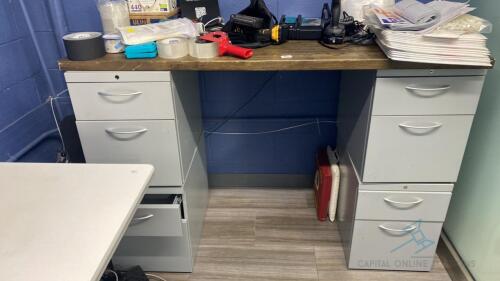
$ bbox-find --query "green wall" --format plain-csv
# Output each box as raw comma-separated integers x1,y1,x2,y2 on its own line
443,2,500,281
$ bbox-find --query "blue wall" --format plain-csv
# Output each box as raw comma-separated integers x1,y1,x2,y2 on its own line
2,0,339,174
202,71,338,174
0,0,69,162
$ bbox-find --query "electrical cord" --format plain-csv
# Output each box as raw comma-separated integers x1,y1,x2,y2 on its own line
204,120,337,135
48,89,70,162
145,273,168,281
205,72,278,136
104,269,119,281
0,89,68,135
204,16,224,28
321,11,375,47
49,96,66,154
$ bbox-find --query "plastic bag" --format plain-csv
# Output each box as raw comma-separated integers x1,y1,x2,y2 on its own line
433,14,493,35
118,18,199,45
98,0,130,34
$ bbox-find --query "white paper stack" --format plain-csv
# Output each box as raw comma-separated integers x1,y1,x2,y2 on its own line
374,28,492,66
368,0,492,67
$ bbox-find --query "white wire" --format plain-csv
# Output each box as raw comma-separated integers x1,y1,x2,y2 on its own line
105,269,119,281
204,16,224,28
49,88,69,155
49,96,67,156
0,89,69,135
146,273,168,281
204,120,337,135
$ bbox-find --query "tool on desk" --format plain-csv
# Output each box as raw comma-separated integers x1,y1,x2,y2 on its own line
222,0,278,48
125,42,158,58
157,37,189,59
278,3,332,41
321,0,374,46
63,32,106,61
199,31,254,59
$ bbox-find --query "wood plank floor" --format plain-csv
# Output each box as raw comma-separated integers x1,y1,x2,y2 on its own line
151,187,452,281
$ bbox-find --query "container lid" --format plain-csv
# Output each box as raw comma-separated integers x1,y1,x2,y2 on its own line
103,33,122,40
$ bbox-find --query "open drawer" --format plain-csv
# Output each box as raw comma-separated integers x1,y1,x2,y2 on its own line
125,194,184,237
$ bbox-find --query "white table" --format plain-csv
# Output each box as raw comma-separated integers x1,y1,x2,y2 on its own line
0,163,154,281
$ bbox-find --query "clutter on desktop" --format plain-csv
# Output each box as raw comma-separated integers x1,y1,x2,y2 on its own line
61,0,492,66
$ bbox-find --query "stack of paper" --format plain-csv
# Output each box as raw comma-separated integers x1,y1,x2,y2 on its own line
374,28,492,66
367,0,492,67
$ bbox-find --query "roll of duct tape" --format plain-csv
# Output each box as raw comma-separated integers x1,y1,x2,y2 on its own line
157,38,189,59
188,38,219,59
63,32,106,61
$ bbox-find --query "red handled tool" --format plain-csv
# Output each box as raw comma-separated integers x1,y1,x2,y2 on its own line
199,31,254,59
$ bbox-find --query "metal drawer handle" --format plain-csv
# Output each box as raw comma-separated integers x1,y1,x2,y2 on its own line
405,85,451,97
98,91,143,97
105,128,148,135
379,224,417,233
384,197,424,207
132,214,154,223
399,122,442,130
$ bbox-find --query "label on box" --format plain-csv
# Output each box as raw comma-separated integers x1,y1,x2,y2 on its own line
128,0,171,13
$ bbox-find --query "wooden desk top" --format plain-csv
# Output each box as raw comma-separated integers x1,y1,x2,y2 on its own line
59,41,493,71
0,163,154,281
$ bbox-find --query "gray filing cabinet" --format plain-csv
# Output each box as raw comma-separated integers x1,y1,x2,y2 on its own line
65,71,208,272
337,69,486,271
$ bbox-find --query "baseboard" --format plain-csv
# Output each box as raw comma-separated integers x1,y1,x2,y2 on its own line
437,232,475,281
208,173,313,188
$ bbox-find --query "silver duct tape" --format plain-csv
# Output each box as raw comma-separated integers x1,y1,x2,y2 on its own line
157,38,189,59
188,39,219,59
63,32,106,61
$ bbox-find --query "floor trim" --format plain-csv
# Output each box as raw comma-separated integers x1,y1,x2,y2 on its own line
437,232,475,281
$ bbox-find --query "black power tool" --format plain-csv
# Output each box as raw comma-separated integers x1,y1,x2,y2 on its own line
321,0,374,45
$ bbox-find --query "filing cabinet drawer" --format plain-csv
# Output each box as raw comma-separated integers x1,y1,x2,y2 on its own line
348,220,442,271
373,76,484,115
126,194,183,237
363,115,473,182
114,223,193,272
77,120,182,186
356,191,452,222
68,82,174,120
64,71,171,83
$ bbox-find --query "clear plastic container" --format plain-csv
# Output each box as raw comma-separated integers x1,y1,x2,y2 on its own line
98,0,130,34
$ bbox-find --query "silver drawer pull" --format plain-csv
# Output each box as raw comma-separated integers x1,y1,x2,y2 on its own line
399,122,442,130
98,91,143,97
384,197,423,207
379,224,417,234
105,128,148,135
131,214,154,223
405,85,451,97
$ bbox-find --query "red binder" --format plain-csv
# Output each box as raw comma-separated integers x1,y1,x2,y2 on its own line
314,148,332,221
